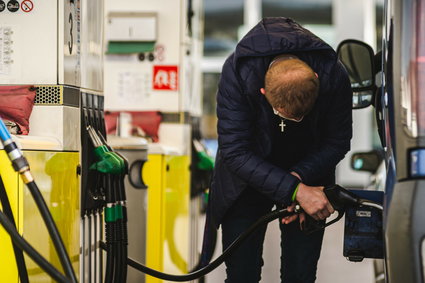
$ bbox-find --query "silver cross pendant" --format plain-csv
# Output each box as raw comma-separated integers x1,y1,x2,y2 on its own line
279,119,286,132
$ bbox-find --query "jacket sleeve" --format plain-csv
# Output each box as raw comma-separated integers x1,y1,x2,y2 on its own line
291,61,353,184
217,57,300,207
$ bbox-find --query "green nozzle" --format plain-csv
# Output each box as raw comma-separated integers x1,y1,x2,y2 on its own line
87,126,127,174
197,151,215,171
90,146,125,174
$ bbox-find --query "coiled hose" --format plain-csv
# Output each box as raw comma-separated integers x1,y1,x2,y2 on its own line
101,207,292,282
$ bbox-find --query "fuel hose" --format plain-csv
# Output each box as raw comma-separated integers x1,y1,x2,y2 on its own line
101,207,292,282
104,174,115,283
114,185,383,281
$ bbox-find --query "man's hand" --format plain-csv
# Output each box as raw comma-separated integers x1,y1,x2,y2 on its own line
281,203,306,229
295,183,334,220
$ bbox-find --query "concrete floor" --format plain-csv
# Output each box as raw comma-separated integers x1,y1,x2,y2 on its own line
204,215,374,283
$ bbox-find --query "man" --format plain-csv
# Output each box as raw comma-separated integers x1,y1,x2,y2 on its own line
209,17,352,282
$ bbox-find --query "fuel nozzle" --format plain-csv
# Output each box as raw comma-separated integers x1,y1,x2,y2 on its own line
324,184,383,211
324,185,361,210
86,126,124,175
304,184,383,234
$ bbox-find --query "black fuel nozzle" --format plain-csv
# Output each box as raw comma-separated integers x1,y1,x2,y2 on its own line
323,184,361,210
324,184,384,210
303,185,364,234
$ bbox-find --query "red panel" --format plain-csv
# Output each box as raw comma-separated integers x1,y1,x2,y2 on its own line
152,66,179,91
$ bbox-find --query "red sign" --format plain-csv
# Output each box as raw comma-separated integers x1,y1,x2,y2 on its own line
153,65,178,91
21,0,33,12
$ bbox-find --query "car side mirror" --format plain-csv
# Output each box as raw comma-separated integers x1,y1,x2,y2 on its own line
336,39,375,109
351,150,383,173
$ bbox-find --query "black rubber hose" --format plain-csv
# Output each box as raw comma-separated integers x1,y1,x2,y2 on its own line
101,207,291,281
113,226,122,283
121,206,128,283
105,174,113,205
0,176,29,283
112,175,122,283
0,210,70,283
113,218,122,282
26,181,77,283
116,175,128,283
104,174,115,283
122,244,128,282
104,222,114,283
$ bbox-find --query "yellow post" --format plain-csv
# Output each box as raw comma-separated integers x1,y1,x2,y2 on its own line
0,150,21,283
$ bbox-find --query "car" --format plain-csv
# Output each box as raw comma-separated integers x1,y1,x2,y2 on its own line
336,0,425,281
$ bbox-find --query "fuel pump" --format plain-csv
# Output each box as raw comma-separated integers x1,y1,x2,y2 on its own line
103,0,206,281
0,1,105,282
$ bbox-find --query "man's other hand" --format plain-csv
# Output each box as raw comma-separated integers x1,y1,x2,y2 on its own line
295,184,334,220
281,202,306,230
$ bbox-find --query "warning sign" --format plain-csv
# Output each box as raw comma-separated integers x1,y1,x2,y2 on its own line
21,0,33,12
153,66,178,91
0,1,5,12
7,0,19,12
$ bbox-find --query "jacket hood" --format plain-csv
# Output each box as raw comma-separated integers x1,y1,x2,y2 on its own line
234,17,333,63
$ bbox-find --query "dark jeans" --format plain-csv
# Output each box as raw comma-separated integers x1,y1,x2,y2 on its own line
222,188,325,283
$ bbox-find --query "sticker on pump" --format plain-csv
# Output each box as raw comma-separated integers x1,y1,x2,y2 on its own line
7,0,19,12
153,65,178,91
21,0,33,12
0,1,5,12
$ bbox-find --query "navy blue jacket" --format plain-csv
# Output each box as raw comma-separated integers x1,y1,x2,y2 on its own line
210,17,353,228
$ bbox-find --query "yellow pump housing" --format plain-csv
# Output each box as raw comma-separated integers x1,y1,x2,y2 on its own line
144,153,190,283
0,150,80,283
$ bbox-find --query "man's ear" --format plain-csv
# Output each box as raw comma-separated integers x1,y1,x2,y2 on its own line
260,88,266,95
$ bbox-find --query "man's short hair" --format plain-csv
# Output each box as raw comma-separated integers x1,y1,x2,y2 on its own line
264,58,319,118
